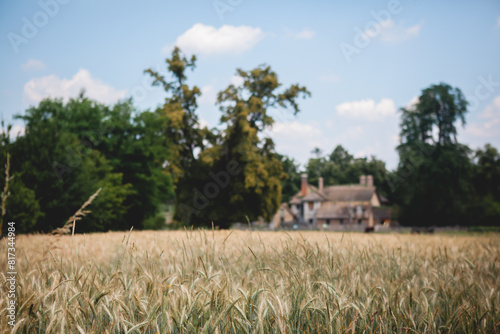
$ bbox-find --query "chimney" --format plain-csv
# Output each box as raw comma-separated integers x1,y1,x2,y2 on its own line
301,174,308,196
318,177,324,192
366,175,373,187
360,175,366,186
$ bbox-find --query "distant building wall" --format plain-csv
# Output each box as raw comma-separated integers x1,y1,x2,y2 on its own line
303,201,321,224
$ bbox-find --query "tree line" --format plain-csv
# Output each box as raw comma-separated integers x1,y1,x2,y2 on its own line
281,83,500,227
1,48,499,233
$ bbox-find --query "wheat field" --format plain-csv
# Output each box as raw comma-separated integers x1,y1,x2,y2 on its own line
1,230,499,333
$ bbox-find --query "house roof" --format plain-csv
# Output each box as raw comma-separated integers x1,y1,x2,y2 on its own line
302,191,326,201
280,203,297,218
289,183,377,205
322,185,376,202
289,184,327,204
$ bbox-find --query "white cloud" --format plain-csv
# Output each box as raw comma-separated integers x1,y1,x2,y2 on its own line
169,23,265,55
364,19,422,43
405,96,419,110
480,95,500,119
21,59,46,71
319,74,340,83
466,96,500,138
295,28,316,40
336,98,396,120
271,121,322,138
466,120,500,138
23,69,127,105
381,21,422,43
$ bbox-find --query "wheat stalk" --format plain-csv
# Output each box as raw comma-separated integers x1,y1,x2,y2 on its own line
39,188,102,261
51,187,102,236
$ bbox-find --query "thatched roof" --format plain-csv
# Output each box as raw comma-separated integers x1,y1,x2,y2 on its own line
289,184,327,204
290,184,376,204
322,185,376,202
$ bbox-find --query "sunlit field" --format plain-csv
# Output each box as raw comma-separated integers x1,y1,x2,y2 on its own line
1,230,499,333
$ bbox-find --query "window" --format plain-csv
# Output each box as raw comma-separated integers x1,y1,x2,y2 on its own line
339,219,343,225
280,217,284,223
296,204,300,210
308,201,314,210
326,219,330,225
358,219,362,225
309,219,313,224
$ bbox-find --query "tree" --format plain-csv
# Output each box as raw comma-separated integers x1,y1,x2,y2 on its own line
146,51,310,228
2,96,173,233
473,144,500,201
6,98,131,232
311,147,323,159
203,65,310,227
304,145,390,198
93,101,175,229
146,48,309,228
394,83,473,226
305,156,337,187
329,145,353,167
0,123,43,234
280,155,302,203
467,144,500,226
399,83,468,149
145,47,214,227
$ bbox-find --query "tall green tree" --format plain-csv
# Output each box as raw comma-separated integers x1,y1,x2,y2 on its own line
394,83,473,226
208,65,310,227
279,155,301,203
473,144,500,201
145,47,214,227
467,144,500,226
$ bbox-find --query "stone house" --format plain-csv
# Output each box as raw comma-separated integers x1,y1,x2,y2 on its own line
274,174,388,229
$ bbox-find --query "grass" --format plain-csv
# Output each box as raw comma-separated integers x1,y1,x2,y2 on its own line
1,230,499,333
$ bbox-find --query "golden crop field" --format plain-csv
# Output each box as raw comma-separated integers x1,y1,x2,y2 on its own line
1,230,499,333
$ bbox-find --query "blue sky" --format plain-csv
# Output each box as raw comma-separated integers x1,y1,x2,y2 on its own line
1,0,499,169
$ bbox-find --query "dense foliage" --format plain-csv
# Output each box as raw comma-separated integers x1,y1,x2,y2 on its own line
0,98,173,233
390,83,500,226
145,48,310,228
